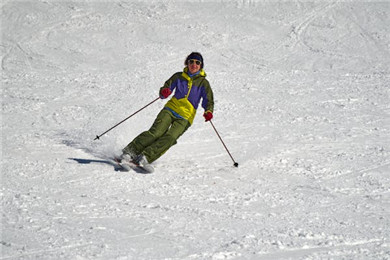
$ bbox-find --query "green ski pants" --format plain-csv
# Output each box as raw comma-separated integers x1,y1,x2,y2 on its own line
123,109,191,163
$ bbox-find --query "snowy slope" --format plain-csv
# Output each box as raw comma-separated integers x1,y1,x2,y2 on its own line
2,1,390,259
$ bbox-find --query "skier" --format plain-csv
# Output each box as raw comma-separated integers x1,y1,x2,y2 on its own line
120,52,214,170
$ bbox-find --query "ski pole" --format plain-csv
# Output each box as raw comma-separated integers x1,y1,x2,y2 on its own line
209,120,239,167
94,97,160,140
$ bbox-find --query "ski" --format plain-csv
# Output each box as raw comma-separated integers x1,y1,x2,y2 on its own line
111,157,154,174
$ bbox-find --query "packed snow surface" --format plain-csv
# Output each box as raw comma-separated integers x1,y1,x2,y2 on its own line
2,1,390,259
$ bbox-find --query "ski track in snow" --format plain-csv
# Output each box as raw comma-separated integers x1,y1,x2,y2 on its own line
2,1,390,260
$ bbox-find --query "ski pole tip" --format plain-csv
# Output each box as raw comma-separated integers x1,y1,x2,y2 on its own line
234,162,239,167
94,135,100,140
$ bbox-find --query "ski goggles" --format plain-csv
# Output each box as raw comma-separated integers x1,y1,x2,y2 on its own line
188,59,202,65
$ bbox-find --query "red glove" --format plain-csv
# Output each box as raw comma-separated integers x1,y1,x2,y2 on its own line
203,111,213,122
160,88,172,99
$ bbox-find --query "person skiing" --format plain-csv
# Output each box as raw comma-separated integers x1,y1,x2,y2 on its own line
120,52,214,170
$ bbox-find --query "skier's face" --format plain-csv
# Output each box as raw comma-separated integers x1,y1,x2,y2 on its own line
188,59,201,74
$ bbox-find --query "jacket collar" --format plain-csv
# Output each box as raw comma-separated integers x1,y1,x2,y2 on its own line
183,67,206,78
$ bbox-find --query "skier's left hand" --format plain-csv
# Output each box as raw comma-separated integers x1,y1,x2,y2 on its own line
203,111,213,122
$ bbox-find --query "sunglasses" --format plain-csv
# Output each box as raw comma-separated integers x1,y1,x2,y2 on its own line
188,59,202,65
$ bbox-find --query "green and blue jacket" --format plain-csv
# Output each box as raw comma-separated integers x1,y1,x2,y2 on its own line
160,67,214,125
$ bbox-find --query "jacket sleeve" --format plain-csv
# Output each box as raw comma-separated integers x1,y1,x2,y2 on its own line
160,72,180,96
202,80,214,113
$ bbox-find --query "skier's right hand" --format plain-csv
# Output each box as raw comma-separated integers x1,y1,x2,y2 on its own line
160,88,172,99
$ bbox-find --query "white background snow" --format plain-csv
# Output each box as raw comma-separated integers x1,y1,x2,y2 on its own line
1,0,390,259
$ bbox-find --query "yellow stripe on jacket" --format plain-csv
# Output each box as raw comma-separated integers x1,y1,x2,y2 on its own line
165,97,197,124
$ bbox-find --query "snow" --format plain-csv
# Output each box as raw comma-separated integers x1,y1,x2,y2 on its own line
1,1,390,259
